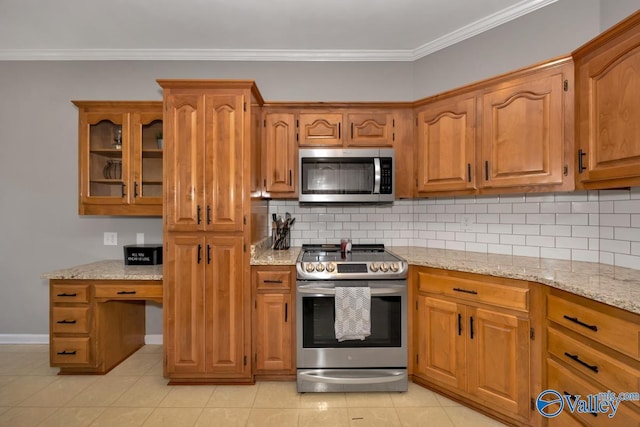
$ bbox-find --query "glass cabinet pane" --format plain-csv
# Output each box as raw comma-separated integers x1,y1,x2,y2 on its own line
89,119,124,198
140,119,163,199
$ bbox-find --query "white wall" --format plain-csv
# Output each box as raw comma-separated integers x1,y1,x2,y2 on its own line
2,0,636,338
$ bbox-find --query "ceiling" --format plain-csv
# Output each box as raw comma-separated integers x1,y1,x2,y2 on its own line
0,0,558,61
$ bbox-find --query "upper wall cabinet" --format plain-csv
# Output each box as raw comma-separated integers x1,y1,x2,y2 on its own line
413,56,574,197
297,109,396,147
74,101,163,216
480,58,574,193
574,10,640,190
263,111,297,197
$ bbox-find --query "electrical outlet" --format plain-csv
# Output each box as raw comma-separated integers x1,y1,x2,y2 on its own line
136,233,144,245
460,216,473,231
104,232,118,246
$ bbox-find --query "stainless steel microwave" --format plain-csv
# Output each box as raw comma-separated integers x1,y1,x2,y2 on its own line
298,148,395,204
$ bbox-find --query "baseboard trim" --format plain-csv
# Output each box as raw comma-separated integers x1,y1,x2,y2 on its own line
0,334,163,345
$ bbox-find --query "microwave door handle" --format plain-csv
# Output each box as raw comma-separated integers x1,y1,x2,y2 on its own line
373,157,381,194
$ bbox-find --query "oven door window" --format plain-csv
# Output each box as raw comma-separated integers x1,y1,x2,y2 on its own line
302,295,401,348
301,158,374,195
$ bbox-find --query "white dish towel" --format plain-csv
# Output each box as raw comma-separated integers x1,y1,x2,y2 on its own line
334,286,371,342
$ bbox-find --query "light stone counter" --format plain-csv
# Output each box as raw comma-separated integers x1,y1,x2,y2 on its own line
250,247,301,266
41,260,162,281
390,247,640,315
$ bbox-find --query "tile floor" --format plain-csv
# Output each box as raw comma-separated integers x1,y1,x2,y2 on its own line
0,344,508,426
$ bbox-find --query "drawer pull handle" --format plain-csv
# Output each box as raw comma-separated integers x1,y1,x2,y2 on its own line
57,293,77,297
117,291,137,295
57,350,77,356
264,279,283,284
453,287,478,295
56,319,77,324
564,352,599,373
562,315,598,332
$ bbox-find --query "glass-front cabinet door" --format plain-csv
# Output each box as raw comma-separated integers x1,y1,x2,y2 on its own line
74,101,163,216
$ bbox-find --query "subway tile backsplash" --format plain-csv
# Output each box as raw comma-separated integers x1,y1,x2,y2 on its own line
269,188,640,270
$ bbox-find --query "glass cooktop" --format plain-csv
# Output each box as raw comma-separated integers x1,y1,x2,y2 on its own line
300,244,402,263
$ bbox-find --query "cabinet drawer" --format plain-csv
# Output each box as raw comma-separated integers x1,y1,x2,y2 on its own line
51,307,91,334
51,284,90,303
417,271,529,311
94,283,163,300
547,359,640,427
547,294,640,360
548,327,640,407
51,337,91,366
255,269,292,290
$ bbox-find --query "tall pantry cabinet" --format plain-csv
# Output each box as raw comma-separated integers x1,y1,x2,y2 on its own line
158,80,264,384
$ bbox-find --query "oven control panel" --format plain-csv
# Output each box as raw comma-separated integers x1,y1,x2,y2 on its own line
298,261,407,280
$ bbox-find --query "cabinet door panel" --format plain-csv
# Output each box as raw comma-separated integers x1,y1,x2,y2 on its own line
131,112,163,205
256,293,293,372
482,71,565,188
577,27,640,186
415,295,466,389
264,113,296,194
467,307,530,418
347,112,393,147
165,95,205,231
205,235,247,376
164,234,206,374
416,96,476,194
298,113,343,146
204,95,245,232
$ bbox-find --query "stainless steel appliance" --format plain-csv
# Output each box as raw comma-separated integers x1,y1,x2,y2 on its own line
296,244,408,392
298,148,394,204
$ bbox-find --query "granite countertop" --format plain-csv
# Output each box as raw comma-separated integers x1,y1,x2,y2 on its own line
41,260,162,281
251,246,640,315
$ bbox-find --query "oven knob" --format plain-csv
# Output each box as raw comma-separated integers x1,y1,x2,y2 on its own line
305,263,315,273
326,262,336,273
369,262,379,272
389,262,399,272
316,263,325,272
380,263,389,272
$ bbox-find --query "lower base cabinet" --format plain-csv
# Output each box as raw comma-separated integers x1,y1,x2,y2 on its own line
412,267,533,426
252,266,295,378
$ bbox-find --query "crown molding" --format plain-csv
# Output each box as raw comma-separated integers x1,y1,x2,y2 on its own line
0,0,558,62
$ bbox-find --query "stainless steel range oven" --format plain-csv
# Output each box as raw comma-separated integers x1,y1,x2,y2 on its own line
296,244,408,392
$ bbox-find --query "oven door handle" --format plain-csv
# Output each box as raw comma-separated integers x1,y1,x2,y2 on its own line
297,286,402,296
298,370,404,385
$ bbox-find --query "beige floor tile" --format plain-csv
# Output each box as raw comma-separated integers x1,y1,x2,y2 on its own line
347,407,401,427
390,383,441,407
0,376,17,388
207,384,257,408
18,375,98,407
159,385,215,408
253,382,300,408
298,408,350,427
436,393,464,407
0,352,48,375
396,407,455,427
142,360,164,376
66,376,140,407
112,376,171,407
444,405,508,426
299,392,347,409
38,407,106,427
88,407,153,427
0,407,8,416
194,408,250,427
246,408,299,427
109,354,162,376
0,375,58,406
345,392,394,408
135,345,162,354
0,406,57,427
142,407,202,426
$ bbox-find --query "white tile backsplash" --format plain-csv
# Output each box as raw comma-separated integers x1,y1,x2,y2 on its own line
269,188,640,270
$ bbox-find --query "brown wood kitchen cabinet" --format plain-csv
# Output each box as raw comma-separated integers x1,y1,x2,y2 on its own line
74,101,163,216
49,279,162,374
573,10,640,190
413,267,533,426
262,111,297,198
252,265,295,378
413,56,574,197
545,288,640,426
159,80,263,384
